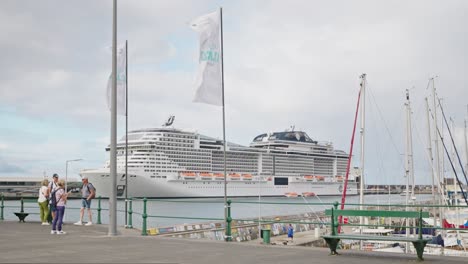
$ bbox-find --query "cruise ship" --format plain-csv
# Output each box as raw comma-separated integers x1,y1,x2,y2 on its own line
81,124,358,198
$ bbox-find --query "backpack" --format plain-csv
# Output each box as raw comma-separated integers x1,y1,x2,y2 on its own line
86,183,96,199
50,189,61,207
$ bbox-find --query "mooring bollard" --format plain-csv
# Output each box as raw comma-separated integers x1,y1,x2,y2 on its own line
225,200,232,242
0,194,4,221
97,196,102,224
141,198,147,236
127,197,133,229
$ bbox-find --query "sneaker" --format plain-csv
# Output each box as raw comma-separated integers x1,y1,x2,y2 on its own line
85,222,93,226
51,230,56,234
73,221,83,225
42,222,50,226
56,231,67,235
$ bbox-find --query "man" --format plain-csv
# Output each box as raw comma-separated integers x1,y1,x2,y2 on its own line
47,173,60,220
74,176,96,226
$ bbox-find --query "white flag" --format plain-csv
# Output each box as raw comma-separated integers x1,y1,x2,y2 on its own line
190,10,222,106
106,43,127,116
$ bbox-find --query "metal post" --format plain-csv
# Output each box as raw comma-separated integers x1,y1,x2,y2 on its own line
0,194,4,220
127,197,133,229
141,198,147,236
226,200,232,241
125,40,129,227
333,202,339,235
109,0,118,237
97,196,102,225
20,197,24,213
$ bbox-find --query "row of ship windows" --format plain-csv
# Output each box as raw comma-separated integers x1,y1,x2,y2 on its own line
162,133,196,139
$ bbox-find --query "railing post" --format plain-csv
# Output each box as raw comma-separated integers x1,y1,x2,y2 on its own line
331,208,337,236
141,198,147,236
126,197,133,229
97,196,102,224
0,194,4,220
20,197,24,213
225,200,232,242
333,201,339,235
418,209,423,240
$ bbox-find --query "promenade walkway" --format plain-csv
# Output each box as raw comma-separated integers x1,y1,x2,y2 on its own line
0,221,465,263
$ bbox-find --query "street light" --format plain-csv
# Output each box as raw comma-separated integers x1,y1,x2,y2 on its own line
66,159,83,192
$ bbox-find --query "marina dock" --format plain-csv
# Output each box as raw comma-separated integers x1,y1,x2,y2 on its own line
0,220,466,263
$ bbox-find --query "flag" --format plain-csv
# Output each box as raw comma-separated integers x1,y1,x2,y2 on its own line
190,10,222,106
106,43,127,116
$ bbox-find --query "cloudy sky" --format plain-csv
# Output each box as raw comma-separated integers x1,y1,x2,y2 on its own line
1,0,467,185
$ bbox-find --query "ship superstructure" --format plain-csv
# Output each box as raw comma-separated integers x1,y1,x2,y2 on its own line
81,127,357,198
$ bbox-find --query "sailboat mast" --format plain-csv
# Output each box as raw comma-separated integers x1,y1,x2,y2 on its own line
464,106,468,174
359,73,366,249
431,78,443,220
404,89,412,249
425,97,437,228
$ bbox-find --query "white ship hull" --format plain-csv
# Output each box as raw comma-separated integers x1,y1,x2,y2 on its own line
82,168,358,198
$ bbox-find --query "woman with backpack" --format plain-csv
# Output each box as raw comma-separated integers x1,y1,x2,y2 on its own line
51,180,69,234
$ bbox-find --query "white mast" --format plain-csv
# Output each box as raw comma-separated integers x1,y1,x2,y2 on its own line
464,106,468,174
404,89,415,251
359,73,366,250
431,78,443,224
425,97,437,228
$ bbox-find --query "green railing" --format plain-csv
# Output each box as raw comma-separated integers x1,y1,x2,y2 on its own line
2,196,467,238
1,196,104,224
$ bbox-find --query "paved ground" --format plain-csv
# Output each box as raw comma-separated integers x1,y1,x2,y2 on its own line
0,221,466,263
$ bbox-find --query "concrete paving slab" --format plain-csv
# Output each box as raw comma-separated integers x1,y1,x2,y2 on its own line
0,221,466,264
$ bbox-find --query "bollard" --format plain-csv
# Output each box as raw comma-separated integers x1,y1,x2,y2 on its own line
225,200,232,242
141,198,147,236
20,197,24,213
0,194,4,221
127,198,133,229
97,196,102,224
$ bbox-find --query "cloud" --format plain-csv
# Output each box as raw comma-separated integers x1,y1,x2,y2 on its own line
1,0,468,185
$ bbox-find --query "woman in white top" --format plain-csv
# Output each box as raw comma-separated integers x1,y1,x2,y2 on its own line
37,179,50,225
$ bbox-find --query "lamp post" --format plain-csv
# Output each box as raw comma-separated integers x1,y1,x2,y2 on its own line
65,159,83,192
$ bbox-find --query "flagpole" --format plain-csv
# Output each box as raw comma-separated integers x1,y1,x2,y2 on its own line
124,40,128,227
219,7,229,242
109,0,118,236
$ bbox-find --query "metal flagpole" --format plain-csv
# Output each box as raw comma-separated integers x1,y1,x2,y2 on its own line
125,40,128,227
109,0,118,236
219,7,229,242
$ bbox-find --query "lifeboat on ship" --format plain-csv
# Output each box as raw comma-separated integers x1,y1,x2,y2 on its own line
228,173,241,180
199,172,213,180
335,176,344,182
214,173,225,180
284,192,298,198
242,174,253,180
304,175,314,181
180,172,197,180
302,192,316,197
315,175,325,181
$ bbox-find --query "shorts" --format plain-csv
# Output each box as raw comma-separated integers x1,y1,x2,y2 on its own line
81,198,92,209
50,204,57,212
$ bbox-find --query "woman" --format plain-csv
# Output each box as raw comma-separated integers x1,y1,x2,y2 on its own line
51,180,69,234
37,179,49,225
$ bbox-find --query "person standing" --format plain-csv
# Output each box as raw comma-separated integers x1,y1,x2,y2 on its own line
51,180,68,234
47,174,59,220
74,176,95,226
287,224,294,242
37,179,50,225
